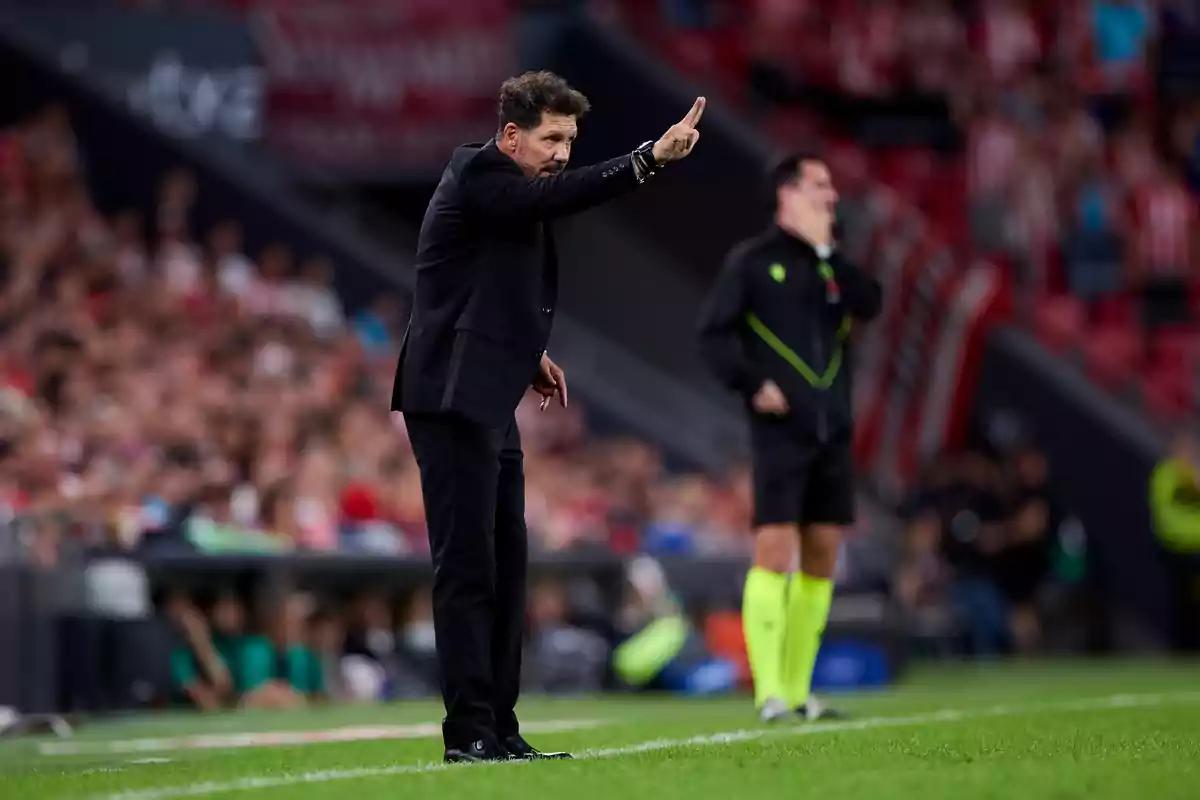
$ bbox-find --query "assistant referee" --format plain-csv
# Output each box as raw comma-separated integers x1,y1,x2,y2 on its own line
697,151,882,722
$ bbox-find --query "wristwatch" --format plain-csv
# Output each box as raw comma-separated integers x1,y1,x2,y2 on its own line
631,140,659,183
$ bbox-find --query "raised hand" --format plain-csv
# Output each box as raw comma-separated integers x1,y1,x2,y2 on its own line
652,97,705,165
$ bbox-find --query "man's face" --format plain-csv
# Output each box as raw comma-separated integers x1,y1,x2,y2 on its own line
778,160,839,225
212,595,244,634
502,112,577,178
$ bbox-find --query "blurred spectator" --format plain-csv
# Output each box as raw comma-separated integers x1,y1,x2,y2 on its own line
290,256,345,340
901,0,967,96
629,0,1200,422
831,0,902,98
1,102,753,567
894,502,958,655
612,555,739,694
894,440,1077,659
1061,150,1126,302
275,592,327,702
210,220,254,298
1007,131,1061,298
1148,431,1200,652
937,451,1011,657
351,294,403,357
308,606,348,701
338,592,400,702
993,445,1058,653
967,98,1020,255
164,591,230,711
1128,161,1196,329
165,590,302,710
524,577,610,692
1086,0,1156,94
973,0,1043,90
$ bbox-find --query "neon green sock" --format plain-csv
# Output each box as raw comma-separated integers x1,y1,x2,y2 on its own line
783,572,833,708
741,567,789,707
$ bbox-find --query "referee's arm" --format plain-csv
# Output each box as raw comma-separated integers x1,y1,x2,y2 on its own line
831,255,883,322
697,251,766,397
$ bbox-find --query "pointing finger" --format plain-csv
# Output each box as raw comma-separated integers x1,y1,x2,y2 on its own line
682,96,706,127
554,368,569,408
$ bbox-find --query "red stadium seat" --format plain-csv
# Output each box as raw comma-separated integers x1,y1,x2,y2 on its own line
1083,322,1142,389
922,159,967,242
876,148,937,199
827,141,870,193
1141,364,1194,423
1033,294,1087,352
764,109,822,149
1148,324,1200,374
1092,292,1138,328
1189,281,1200,318
661,28,748,101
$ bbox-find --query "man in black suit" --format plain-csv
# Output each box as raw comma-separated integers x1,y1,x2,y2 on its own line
392,70,705,763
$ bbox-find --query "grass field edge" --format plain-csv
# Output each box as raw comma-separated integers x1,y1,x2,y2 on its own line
86,690,1200,800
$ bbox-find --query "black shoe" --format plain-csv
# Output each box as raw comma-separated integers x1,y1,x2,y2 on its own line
502,734,573,760
796,696,847,721
444,737,508,764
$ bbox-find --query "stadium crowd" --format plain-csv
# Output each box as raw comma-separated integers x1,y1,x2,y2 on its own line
0,105,755,569
611,0,1200,419
5,0,1135,703
0,101,760,710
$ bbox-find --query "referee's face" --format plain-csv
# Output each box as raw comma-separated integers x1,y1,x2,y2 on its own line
507,112,578,178
792,161,837,215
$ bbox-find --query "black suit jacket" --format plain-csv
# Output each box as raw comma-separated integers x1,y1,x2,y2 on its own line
392,139,642,428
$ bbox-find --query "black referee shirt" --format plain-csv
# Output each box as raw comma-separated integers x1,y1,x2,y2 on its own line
697,224,882,442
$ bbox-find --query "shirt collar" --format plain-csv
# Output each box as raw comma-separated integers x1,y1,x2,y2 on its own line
770,224,835,260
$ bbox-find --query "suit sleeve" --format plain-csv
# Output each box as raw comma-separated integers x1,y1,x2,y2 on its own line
697,250,766,397
460,153,640,223
832,255,883,322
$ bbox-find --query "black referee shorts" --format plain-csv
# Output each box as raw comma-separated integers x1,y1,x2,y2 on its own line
749,417,855,528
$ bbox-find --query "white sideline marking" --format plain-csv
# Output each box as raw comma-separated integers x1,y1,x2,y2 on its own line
91,692,1199,800
42,719,601,757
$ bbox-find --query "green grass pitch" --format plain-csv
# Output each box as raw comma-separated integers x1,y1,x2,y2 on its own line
4,660,1198,799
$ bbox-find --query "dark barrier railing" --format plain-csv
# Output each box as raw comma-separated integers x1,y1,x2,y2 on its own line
971,327,1169,644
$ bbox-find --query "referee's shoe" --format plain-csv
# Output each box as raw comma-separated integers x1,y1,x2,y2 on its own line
795,695,847,721
759,694,847,723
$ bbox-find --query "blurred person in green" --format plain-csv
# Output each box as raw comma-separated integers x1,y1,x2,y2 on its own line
274,593,327,701
166,590,303,709
1149,431,1200,652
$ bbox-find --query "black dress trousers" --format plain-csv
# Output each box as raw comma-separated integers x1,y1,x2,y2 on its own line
404,410,528,747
